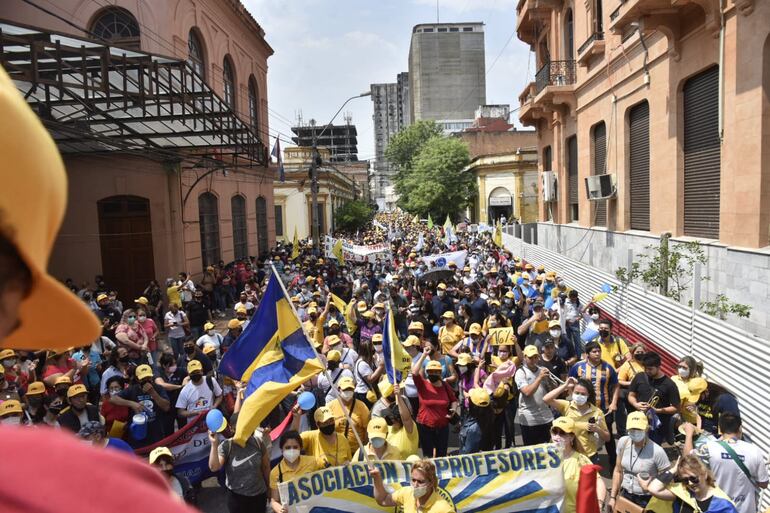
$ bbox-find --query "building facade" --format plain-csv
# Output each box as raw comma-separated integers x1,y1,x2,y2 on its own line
516,0,770,337
1,0,275,301
274,148,358,241
291,122,359,162
409,22,486,132
370,73,411,205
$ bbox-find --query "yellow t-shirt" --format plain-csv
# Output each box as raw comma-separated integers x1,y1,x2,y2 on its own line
269,455,318,490
387,424,420,459
561,452,594,513
554,399,607,457
392,487,454,513
352,442,402,462
328,397,370,447
598,337,629,368
671,375,707,424
438,324,465,354
617,360,644,383
300,430,352,468
166,286,182,308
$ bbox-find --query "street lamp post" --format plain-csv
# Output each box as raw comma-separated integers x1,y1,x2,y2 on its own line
310,91,371,253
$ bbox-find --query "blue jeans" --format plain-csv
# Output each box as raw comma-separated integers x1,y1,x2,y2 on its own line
168,336,185,358
417,423,449,458
566,322,583,358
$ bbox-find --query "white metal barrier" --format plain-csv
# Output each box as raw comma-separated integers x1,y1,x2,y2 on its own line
502,232,770,506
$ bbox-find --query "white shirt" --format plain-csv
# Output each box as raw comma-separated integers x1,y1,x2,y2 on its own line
697,438,768,513
176,378,222,413
180,279,195,303
318,368,354,404
164,311,187,339
354,360,373,394
196,332,223,352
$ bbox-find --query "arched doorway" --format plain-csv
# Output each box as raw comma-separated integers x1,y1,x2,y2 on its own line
255,196,268,257
97,195,155,302
488,186,513,224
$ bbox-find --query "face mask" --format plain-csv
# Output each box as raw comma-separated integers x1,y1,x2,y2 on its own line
118,355,130,364
488,320,498,328
371,437,386,449
319,424,336,436
283,448,300,463
428,374,442,383
137,316,147,322
109,389,120,397
590,313,600,321
167,365,177,374
437,291,445,298
634,353,643,361
340,390,354,401
56,388,68,398
207,330,215,336
327,362,339,371
127,317,136,325
28,397,43,408
504,299,513,306
2,416,21,426
412,485,429,498
2,359,16,367
374,344,383,353
677,368,689,379
572,393,588,406
185,346,195,355
599,330,610,338
458,365,467,375
628,430,646,443
551,435,566,448
549,329,561,338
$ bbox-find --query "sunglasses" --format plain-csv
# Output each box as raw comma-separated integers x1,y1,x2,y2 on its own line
675,475,700,485
550,428,567,436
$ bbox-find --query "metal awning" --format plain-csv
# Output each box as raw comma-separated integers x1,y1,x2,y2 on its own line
0,21,267,167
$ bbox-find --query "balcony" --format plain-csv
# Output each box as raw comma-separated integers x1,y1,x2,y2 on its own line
518,82,540,126
535,60,576,95
577,31,605,66
608,0,677,33
516,0,563,46
517,60,577,123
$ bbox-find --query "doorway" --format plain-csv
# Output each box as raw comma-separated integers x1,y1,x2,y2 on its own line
97,195,156,302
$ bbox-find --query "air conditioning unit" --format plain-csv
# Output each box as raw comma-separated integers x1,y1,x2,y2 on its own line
542,171,557,202
585,174,616,201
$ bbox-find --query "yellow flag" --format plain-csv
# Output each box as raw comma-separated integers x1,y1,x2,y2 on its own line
291,226,300,260
345,299,357,335
332,239,344,263
330,293,347,314
494,220,503,248
412,214,419,224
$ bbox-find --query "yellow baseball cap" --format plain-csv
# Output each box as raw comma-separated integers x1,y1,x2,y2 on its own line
523,345,539,358
469,388,490,407
426,360,443,372
135,364,154,380
66,384,88,398
626,411,649,431
314,406,334,424
338,376,355,391
403,335,421,348
203,322,215,331
54,376,72,386
457,353,473,366
552,416,576,434
469,323,482,335
134,297,149,305
441,311,455,320
326,335,341,345
187,360,203,373
26,381,45,395
367,417,389,439
0,399,23,417
202,344,217,356
374,302,385,310
361,310,374,319
148,446,174,465
378,380,394,398
0,66,101,350
548,320,561,328
356,301,368,313
96,293,109,302
0,349,17,360
408,321,424,332
227,319,244,330
436,283,447,290
371,333,383,343
235,306,248,314
326,350,341,363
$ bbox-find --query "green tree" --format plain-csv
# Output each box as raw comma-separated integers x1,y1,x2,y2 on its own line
333,200,375,233
395,136,475,221
385,120,443,173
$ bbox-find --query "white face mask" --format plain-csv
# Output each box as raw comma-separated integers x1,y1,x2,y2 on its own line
590,313,600,321
283,448,300,463
2,416,21,426
551,435,567,448
677,368,689,379
137,316,147,322
207,330,215,336
549,329,561,338
340,390,354,402
2,359,16,368
458,365,467,375
572,393,588,406
412,484,429,498
488,320,498,328
109,389,120,396
628,430,646,443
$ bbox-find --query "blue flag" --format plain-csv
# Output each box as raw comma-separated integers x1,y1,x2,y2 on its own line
271,137,285,182
381,307,409,384
220,274,323,445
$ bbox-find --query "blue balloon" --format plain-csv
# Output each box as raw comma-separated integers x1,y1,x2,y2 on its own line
601,283,612,294
544,296,554,309
517,277,524,286
513,289,521,301
528,287,538,299
433,324,440,335
298,391,316,411
206,409,225,433
581,327,599,342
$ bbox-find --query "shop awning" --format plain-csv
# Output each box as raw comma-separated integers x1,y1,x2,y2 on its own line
0,21,267,167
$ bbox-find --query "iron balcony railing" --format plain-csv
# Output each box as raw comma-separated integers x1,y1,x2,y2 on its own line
578,31,605,55
535,60,577,95
610,0,627,21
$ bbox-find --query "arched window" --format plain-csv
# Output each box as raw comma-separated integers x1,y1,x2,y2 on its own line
90,7,140,49
198,192,220,267
564,9,574,60
231,195,248,260
223,56,235,108
188,29,206,79
248,76,259,132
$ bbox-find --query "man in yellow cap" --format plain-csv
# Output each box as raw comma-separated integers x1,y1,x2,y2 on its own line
58,384,101,433
353,417,401,461
328,376,371,448
149,446,194,502
222,318,244,352
317,348,354,404
460,388,491,453
175,360,221,427
0,399,24,426
292,406,352,468
195,321,222,358
109,364,170,446
514,345,555,446
431,283,454,321
21,381,46,423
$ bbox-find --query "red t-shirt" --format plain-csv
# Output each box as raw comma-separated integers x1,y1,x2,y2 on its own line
414,374,457,428
0,425,195,513
42,362,81,392
138,318,159,351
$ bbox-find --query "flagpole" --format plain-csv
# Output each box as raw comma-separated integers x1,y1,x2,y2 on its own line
268,262,370,460
387,306,398,385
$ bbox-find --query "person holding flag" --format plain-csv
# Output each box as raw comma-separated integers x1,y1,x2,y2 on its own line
291,226,300,260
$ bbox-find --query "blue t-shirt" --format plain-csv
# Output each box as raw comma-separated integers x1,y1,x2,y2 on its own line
422,356,453,379
106,437,135,454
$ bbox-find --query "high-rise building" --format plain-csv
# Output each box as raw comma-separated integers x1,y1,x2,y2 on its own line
408,22,486,133
291,120,358,162
370,72,410,204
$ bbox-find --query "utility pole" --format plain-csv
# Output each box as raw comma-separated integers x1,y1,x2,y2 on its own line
309,91,372,253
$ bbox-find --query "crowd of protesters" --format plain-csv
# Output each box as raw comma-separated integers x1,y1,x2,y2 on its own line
1,210,766,513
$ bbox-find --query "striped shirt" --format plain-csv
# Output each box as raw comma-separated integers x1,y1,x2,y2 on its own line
569,360,618,411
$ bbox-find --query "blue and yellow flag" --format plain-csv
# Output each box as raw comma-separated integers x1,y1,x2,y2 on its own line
381,307,410,384
220,274,324,445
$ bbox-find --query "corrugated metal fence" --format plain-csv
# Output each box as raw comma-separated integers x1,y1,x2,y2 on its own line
502,230,770,505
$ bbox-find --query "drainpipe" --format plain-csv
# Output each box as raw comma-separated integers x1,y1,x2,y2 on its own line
718,0,725,143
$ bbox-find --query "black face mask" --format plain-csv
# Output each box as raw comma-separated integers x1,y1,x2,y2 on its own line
599,331,610,338
184,346,196,355
319,424,336,435
190,374,203,384
327,362,339,371
55,388,68,398
28,397,43,409
428,374,442,383
118,355,130,364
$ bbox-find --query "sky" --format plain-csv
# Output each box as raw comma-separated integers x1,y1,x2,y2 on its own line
243,0,534,162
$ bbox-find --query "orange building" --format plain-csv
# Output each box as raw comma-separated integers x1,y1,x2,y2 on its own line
0,0,276,301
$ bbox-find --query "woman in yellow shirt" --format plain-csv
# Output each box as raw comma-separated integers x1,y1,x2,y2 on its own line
384,384,419,458
550,417,607,512
616,343,646,436
270,430,319,513
671,356,707,425
371,459,453,513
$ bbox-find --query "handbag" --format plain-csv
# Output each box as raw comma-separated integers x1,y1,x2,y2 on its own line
613,495,643,513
